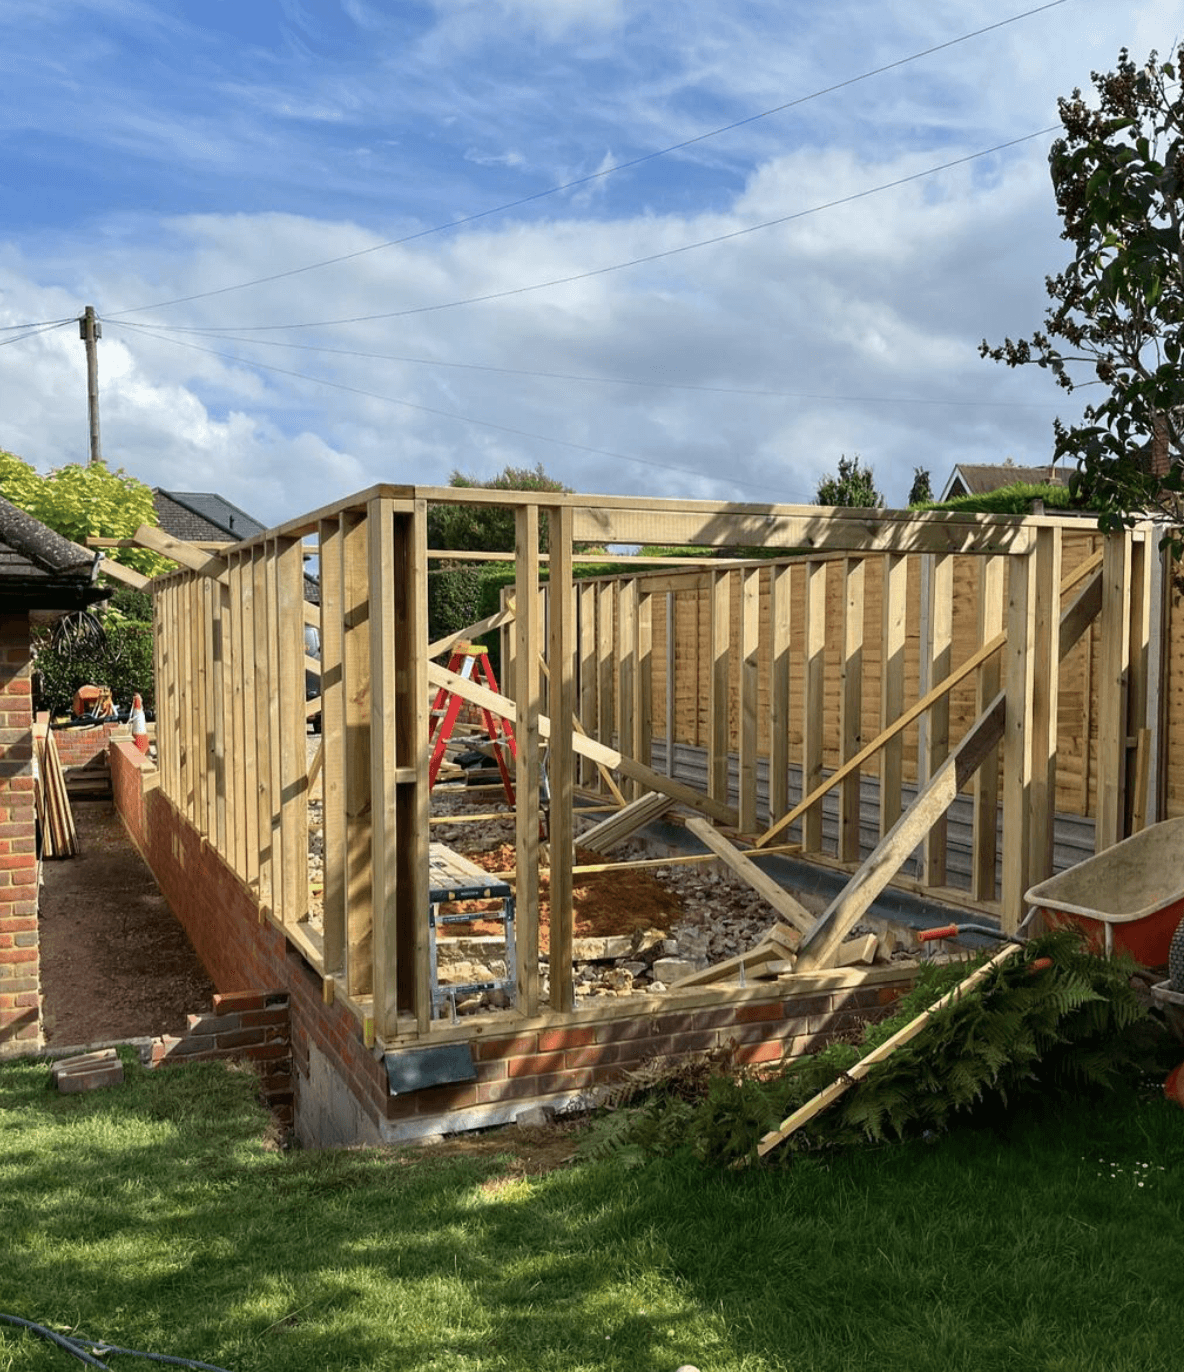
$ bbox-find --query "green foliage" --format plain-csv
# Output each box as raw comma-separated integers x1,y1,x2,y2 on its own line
33,609,154,717
907,467,933,505
815,453,883,507
914,481,1079,516
427,462,570,554
607,932,1155,1168
981,46,1184,549
0,449,169,577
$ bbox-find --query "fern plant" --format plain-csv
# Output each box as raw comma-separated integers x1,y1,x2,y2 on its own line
594,932,1157,1168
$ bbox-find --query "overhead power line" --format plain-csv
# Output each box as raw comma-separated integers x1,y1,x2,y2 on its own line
104,0,1070,320
122,126,1060,335
116,321,1062,410
0,320,74,348
0,317,75,332
110,320,818,502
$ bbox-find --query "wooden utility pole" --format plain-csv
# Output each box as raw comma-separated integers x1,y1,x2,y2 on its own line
78,305,102,465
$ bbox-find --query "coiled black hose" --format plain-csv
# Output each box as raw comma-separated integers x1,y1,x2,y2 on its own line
0,1313,231,1371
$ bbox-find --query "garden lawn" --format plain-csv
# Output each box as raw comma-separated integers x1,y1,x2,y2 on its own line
1,1049,1182,1372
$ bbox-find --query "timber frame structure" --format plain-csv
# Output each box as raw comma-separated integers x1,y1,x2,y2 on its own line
143,486,1162,1056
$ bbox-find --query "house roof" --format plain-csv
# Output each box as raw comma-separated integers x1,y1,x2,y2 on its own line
939,463,1070,502
152,488,319,605
0,496,110,610
153,490,267,544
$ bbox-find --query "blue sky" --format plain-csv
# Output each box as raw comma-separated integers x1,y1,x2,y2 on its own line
0,0,1179,527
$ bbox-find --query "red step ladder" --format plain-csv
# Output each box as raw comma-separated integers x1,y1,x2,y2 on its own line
428,643,516,803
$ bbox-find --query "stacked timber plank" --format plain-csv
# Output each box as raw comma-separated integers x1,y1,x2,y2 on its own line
33,720,78,858
579,790,672,854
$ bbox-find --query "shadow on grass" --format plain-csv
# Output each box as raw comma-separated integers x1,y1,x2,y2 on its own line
3,1049,1184,1372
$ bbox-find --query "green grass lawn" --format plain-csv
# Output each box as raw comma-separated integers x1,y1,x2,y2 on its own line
1,1048,1182,1372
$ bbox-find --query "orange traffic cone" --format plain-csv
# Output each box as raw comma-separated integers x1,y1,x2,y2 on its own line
130,693,150,754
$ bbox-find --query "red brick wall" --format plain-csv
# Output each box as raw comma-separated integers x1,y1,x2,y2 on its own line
53,720,125,769
0,614,38,1055
111,740,392,1134
110,739,916,1143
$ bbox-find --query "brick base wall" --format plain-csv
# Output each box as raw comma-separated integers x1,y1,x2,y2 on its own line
110,740,917,1145
0,614,38,1056
53,720,126,770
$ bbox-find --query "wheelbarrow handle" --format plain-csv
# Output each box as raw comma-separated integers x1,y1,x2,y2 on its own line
918,923,960,943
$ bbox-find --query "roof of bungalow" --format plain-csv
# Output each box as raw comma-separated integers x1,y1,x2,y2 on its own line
0,496,110,611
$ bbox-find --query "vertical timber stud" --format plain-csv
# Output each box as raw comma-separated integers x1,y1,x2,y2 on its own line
617,579,636,800
198,578,213,836
548,505,576,1013
923,554,952,888
515,504,542,1017
879,553,906,839
839,557,864,862
214,582,230,860
342,511,373,1000
152,583,170,799
709,569,731,808
597,581,614,772
972,555,1004,901
276,535,309,927
239,554,259,890
1002,537,1036,933
368,498,399,1035
1096,530,1132,851
265,548,283,913
738,567,760,834
768,563,792,826
393,500,431,1032
252,548,274,910
579,582,597,787
228,557,246,879
1028,526,1061,886
802,560,826,853
636,589,653,774
1125,528,1153,836
319,516,346,976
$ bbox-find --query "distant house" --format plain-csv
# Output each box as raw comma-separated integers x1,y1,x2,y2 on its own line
938,462,1070,503
153,489,318,605
152,489,267,545
0,497,110,1055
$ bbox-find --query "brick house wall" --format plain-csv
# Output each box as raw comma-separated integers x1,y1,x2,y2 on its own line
0,613,39,1053
110,739,916,1145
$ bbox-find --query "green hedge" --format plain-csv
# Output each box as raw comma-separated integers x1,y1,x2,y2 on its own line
33,615,155,719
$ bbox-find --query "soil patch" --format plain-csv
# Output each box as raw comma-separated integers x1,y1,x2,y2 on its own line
438,843,684,949
37,801,216,1047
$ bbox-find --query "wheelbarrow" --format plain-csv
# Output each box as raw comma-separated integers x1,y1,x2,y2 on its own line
1024,816,1184,967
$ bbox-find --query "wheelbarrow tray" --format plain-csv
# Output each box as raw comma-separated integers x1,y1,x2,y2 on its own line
1024,817,1184,965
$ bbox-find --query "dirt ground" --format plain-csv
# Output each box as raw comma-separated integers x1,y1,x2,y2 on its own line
38,800,216,1048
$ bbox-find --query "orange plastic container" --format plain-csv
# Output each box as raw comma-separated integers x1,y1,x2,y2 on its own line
1025,818,1184,966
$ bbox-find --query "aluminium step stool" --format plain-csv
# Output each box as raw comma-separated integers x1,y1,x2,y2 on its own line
429,842,516,1020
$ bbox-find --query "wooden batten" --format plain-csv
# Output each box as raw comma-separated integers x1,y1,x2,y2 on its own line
738,567,760,834
801,560,826,852
341,511,374,1000
879,552,907,836
972,555,1004,901
1001,545,1035,932
368,499,400,1035
922,553,952,887
1096,531,1132,851
514,504,542,1018
319,515,346,976
708,569,730,807
548,504,576,1013
838,557,864,863
768,563,792,825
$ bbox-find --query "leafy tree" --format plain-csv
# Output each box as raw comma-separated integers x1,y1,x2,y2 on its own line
426,462,571,555
980,46,1184,543
907,467,933,505
0,449,169,577
815,454,883,507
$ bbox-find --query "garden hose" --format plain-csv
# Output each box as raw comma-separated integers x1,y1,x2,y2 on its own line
0,1313,231,1372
